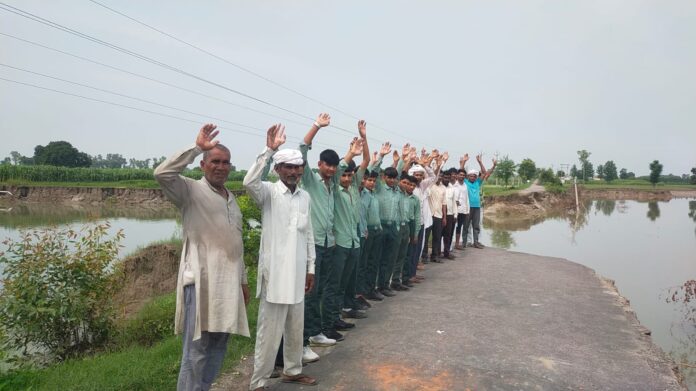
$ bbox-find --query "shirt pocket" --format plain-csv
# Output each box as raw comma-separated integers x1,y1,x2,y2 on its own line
296,198,310,232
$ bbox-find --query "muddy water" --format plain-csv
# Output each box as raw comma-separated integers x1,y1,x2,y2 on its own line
482,198,696,388
0,203,180,261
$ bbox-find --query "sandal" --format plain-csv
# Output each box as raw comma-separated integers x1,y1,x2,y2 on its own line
281,373,318,386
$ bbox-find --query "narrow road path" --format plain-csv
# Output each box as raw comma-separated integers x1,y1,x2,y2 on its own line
216,247,683,390
519,179,546,195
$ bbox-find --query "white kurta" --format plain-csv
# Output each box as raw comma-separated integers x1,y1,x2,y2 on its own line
243,147,316,304
415,165,437,229
454,181,471,214
155,145,249,340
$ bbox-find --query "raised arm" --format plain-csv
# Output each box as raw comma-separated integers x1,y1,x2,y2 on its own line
303,113,331,146
243,124,286,205
154,123,218,208
482,157,497,181
460,154,469,170
372,142,391,193
358,120,370,171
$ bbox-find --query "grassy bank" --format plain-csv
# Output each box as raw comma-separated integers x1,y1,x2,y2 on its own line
483,182,532,197
0,179,244,190
0,271,259,391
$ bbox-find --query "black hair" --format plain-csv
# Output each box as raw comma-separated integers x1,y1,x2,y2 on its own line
457,168,466,174
367,170,379,178
401,174,417,184
448,167,458,175
319,149,340,166
343,160,357,173
383,167,398,178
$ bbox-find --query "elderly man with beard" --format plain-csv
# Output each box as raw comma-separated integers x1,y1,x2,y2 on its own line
244,124,318,390
155,124,250,391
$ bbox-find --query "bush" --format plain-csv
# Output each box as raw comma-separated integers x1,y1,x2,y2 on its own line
116,293,175,347
538,168,561,186
0,223,124,364
237,195,261,267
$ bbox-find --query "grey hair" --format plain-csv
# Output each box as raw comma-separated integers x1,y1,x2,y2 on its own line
202,144,230,161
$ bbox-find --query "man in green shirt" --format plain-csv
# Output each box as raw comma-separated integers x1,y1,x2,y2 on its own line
391,174,420,290
298,113,342,356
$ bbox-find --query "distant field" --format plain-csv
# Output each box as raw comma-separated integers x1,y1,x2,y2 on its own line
577,179,696,190
0,179,244,190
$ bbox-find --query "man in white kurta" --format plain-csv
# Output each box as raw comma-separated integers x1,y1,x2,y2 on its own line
244,125,317,390
155,123,250,391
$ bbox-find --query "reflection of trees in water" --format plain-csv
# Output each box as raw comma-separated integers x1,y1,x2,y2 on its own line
594,200,616,216
647,201,661,221
0,203,179,228
665,280,696,385
690,201,696,237
490,230,515,249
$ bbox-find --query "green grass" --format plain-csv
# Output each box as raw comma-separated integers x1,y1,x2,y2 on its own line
482,182,532,196
0,180,244,190
0,268,259,391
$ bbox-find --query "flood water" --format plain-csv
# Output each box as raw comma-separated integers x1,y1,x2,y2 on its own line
482,198,696,388
1,199,694,386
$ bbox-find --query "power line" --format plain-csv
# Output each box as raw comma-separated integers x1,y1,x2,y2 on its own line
0,2,361,137
0,32,309,128
86,0,420,147
0,77,332,150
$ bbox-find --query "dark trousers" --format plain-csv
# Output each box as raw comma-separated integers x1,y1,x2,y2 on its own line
455,213,468,242
304,243,334,342
378,222,400,289
391,225,411,285
443,214,455,256
324,244,359,329
405,225,424,280
340,244,360,312
463,207,481,244
360,227,382,294
430,216,443,258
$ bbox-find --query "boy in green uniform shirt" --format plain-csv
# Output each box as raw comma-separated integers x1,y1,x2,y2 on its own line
392,174,420,289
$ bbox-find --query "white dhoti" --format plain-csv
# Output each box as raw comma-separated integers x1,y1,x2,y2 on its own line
249,283,305,390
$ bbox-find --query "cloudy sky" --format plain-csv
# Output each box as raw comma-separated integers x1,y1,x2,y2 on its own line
1,0,694,175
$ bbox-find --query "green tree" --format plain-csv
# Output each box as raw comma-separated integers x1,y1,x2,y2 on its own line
570,164,578,178
517,158,537,182
1,157,10,165
495,156,516,187
690,167,696,185
596,164,604,180
619,168,628,179
649,160,663,187
603,161,618,182
0,223,123,362
556,170,565,178
33,141,91,168
577,150,592,181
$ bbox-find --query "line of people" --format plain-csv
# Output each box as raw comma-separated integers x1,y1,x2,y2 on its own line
155,115,496,391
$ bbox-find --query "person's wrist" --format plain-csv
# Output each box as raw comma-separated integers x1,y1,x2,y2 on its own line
313,121,322,128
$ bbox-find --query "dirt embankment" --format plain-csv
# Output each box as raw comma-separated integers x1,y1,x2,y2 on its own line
485,190,576,221
0,185,171,206
113,244,181,318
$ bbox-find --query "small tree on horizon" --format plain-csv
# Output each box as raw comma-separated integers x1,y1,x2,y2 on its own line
649,160,663,187
604,161,618,182
517,158,537,182
596,164,604,180
496,156,517,187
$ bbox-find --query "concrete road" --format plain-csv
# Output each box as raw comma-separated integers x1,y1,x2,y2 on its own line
221,247,684,391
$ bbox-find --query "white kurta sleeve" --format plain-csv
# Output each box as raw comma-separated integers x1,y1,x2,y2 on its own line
243,147,275,206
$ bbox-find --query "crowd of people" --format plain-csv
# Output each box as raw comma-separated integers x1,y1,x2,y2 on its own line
154,114,497,391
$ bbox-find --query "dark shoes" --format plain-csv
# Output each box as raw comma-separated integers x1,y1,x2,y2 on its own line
365,289,385,301
445,254,455,260
334,319,355,330
390,283,410,291
342,309,368,319
379,287,396,297
354,301,370,311
356,295,372,308
473,242,485,249
323,329,344,341
402,280,415,288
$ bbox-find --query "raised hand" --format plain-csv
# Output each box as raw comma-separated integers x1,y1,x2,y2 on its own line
431,149,440,161
392,150,400,162
266,123,286,150
476,154,483,162
349,137,364,156
371,151,379,166
358,120,367,139
195,123,220,151
401,143,411,158
315,113,331,128
442,151,449,162
379,142,392,157
491,158,498,166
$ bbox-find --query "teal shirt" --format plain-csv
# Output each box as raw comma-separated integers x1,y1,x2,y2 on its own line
333,160,364,249
405,192,421,238
361,188,381,229
299,143,343,247
371,156,402,225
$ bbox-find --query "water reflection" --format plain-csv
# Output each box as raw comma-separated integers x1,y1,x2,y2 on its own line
595,199,616,216
647,201,661,222
490,230,515,249
689,201,696,237
0,202,178,229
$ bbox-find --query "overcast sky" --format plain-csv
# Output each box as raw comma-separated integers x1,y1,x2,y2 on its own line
1,0,695,176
